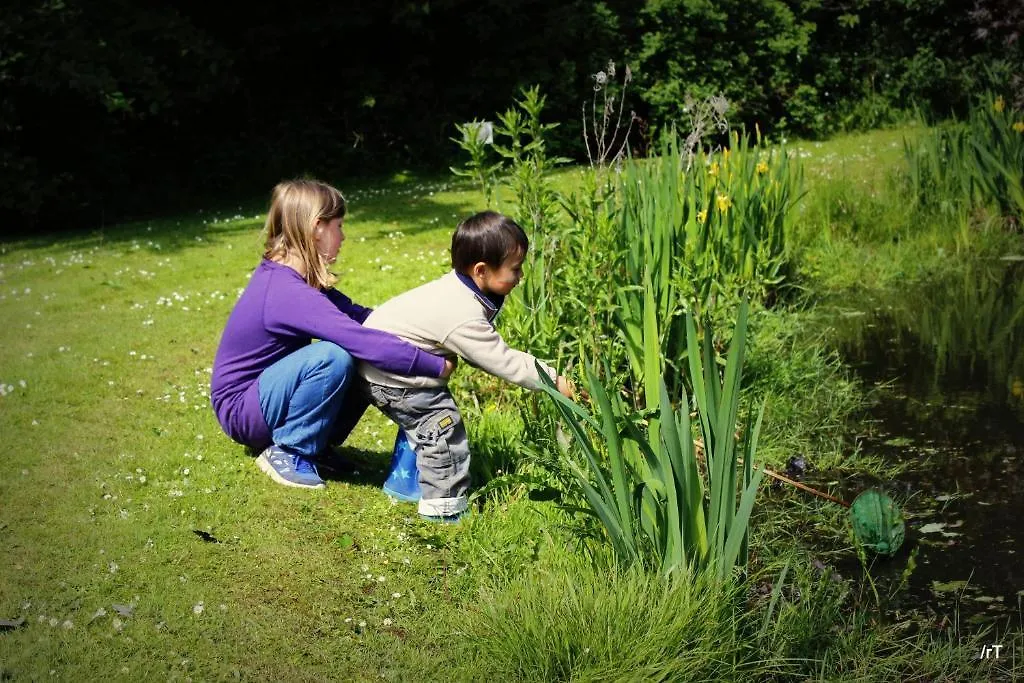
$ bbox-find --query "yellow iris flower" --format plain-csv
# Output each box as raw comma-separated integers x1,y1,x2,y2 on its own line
1013,121,1024,133
716,194,732,213
756,160,769,175
697,209,708,223
994,96,1006,113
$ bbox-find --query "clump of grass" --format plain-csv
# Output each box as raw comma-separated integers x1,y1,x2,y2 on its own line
749,551,1010,681
457,559,752,681
455,492,570,584
743,307,868,473
797,170,910,245
538,303,763,580
903,92,1024,227
455,549,1007,681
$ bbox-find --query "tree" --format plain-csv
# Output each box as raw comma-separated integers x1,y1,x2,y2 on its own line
0,0,231,225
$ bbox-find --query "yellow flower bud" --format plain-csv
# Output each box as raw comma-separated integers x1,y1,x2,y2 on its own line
994,96,1006,113
1013,121,1024,133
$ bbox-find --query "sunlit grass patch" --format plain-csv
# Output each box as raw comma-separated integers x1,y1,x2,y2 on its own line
457,559,750,681
454,548,1005,681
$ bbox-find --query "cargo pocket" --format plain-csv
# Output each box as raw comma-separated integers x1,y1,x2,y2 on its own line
415,410,458,444
416,410,459,489
368,384,402,409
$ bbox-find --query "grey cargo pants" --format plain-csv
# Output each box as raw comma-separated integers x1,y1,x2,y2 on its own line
364,383,470,517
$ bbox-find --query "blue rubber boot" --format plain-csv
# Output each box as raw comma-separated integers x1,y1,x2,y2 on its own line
382,429,421,503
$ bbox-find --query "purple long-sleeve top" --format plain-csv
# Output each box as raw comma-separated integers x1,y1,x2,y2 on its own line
211,259,445,448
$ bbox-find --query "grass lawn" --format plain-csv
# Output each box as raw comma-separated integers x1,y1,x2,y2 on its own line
1,127,1018,680
0,174,500,679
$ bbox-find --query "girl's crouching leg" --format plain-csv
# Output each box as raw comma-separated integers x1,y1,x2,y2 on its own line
257,341,356,458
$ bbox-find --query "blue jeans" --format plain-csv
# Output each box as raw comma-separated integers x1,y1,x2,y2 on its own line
257,342,368,457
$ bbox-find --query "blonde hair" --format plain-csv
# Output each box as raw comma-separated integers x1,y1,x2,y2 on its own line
263,179,346,289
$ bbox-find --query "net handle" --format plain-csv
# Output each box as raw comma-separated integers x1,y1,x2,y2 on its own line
758,467,851,508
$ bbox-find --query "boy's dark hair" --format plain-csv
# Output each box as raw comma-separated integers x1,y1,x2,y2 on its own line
451,211,528,272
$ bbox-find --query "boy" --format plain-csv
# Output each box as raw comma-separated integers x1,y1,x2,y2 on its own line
359,211,574,521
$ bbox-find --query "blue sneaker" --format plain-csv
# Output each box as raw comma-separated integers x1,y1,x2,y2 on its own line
256,445,325,489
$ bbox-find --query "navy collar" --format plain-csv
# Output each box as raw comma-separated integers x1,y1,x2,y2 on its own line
455,271,504,319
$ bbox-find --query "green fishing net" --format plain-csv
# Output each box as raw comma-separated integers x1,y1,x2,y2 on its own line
849,489,905,556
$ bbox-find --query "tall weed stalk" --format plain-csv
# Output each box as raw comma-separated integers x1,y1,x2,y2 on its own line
450,120,501,207
491,86,573,364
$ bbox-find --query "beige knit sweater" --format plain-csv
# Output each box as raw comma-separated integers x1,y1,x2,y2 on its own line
359,270,556,390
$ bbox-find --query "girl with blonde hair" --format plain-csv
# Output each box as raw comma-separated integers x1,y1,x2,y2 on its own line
211,179,452,488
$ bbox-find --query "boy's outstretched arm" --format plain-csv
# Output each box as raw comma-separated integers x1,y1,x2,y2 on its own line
442,319,560,392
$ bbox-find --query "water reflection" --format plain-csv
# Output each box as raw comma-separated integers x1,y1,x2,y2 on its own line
834,257,1024,415
827,256,1024,630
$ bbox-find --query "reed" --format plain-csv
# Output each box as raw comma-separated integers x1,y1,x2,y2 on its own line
903,93,1024,226
538,301,765,581
612,128,804,403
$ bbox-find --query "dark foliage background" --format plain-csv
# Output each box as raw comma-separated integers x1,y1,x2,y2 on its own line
1,0,1019,231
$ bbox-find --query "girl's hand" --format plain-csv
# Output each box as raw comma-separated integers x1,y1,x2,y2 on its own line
441,357,457,379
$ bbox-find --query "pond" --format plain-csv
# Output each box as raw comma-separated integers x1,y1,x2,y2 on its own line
828,256,1023,634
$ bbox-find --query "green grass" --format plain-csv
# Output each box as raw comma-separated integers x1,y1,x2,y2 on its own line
1,128,1018,680
453,542,1012,682
0,177,493,679
457,558,752,681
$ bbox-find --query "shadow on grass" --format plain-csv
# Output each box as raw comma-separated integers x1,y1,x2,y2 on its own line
2,212,266,256
317,445,392,489
2,170,482,255
342,174,480,240
240,443,391,490
324,442,518,496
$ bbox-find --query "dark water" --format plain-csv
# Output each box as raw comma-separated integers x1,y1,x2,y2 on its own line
829,257,1024,634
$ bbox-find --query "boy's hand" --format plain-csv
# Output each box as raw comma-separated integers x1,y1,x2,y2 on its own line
556,375,576,399
441,357,457,379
